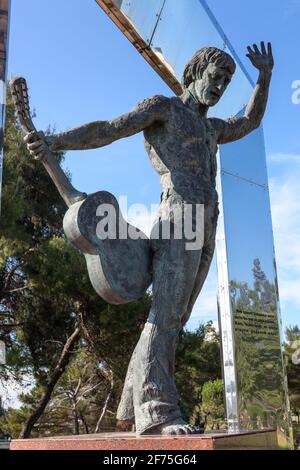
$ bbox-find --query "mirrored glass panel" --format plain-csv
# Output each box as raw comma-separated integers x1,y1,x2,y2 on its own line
110,0,253,118
112,0,164,45
220,129,290,436
150,0,253,118
220,121,269,188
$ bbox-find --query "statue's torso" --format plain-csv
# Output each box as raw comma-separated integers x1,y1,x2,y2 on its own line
143,97,218,204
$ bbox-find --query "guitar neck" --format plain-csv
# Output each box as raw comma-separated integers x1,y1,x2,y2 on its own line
41,148,87,207
10,77,86,208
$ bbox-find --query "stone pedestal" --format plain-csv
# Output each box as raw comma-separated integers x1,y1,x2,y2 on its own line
10,429,278,451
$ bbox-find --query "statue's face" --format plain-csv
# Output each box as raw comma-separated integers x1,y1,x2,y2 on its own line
193,63,233,107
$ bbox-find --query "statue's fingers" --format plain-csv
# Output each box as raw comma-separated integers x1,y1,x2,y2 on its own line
267,42,273,57
28,140,44,151
261,41,267,55
29,149,44,160
247,46,254,55
186,425,195,433
24,131,38,144
253,44,260,54
177,428,186,435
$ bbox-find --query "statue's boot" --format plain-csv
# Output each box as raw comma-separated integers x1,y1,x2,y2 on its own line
116,419,135,432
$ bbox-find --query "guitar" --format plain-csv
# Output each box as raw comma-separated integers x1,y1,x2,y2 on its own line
10,77,152,305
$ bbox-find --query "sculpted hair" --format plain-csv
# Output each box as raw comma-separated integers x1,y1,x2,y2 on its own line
182,47,236,89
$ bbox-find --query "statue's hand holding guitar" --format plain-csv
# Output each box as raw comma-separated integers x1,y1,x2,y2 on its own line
24,130,53,161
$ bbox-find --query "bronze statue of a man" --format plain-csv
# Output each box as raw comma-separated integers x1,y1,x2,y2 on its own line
26,42,274,435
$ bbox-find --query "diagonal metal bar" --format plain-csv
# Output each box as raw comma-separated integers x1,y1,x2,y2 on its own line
95,0,183,95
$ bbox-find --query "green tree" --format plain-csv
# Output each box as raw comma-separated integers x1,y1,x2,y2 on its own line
201,379,225,430
284,326,300,412
175,322,222,425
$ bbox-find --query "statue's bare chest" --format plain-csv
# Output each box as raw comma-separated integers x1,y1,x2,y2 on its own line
144,99,218,178
169,103,206,139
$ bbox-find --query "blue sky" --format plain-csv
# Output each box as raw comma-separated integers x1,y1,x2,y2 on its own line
5,0,300,333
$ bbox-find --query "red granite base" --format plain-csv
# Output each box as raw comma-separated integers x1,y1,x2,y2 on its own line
10,429,278,451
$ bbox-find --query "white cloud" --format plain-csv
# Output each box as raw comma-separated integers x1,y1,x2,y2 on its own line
268,153,300,164
268,153,300,316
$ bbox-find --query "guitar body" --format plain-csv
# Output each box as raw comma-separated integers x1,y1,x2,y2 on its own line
10,76,152,305
63,191,153,304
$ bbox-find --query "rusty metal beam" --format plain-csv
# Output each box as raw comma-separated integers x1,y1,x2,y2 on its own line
95,0,183,96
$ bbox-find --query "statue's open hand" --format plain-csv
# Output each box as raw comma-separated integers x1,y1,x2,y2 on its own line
24,131,50,160
246,42,274,72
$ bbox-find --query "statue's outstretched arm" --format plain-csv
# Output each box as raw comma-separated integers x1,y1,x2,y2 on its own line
49,95,170,152
26,95,170,157
212,42,274,145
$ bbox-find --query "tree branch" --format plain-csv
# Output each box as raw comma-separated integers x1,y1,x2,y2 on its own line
19,325,81,439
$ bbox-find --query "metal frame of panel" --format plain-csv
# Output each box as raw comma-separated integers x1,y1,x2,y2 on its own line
216,150,239,431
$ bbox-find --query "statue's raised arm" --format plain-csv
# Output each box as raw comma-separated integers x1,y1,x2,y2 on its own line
212,42,274,144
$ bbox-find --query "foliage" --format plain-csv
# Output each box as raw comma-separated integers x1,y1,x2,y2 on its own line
201,379,225,430
1,351,114,437
284,326,300,412
230,259,288,428
175,322,222,425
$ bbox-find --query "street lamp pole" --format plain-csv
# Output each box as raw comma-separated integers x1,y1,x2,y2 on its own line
0,0,11,213
0,0,11,448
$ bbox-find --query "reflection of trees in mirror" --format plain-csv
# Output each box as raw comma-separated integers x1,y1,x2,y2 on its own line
230,258,278,314
200,379,225,431
284,326,300,447
230,258,287,430
285,326,300,407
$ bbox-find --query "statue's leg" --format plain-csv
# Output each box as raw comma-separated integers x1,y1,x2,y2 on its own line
132,228,203,435
116,235,212,425
181,201,218,327
116,344,137,426
117,201,218,435
144,203,218,436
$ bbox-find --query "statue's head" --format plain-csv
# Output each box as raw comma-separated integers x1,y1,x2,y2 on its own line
182,47,236,107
